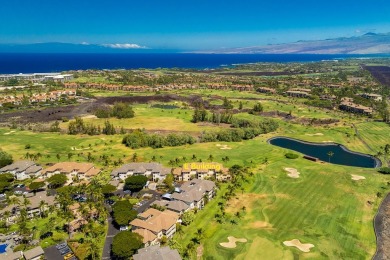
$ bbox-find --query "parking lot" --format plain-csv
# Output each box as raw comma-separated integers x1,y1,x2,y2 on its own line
44,242,76,260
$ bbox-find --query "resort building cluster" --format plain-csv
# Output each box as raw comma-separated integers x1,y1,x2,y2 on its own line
0,89,77,107
0,159,226,259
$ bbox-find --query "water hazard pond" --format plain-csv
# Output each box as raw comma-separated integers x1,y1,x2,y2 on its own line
268,137,381,168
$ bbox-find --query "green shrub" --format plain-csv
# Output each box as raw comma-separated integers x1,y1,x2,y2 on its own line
378,167,390,174
285,153,299,159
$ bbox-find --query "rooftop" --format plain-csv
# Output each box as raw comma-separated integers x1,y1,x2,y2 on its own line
23,246,44,260
111,162,171,176
133,245,182,260
130,208,179,234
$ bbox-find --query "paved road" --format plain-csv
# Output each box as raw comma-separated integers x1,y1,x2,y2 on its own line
102,213,120,260
134,191,161,213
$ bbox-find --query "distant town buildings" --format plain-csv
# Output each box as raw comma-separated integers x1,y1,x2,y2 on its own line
286,88,312,98
256,87,276,94
0,73,73,83
339,97,373,115
0,89,77,107
359,93,382,102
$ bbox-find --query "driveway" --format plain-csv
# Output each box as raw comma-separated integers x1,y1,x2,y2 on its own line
102,211,120,260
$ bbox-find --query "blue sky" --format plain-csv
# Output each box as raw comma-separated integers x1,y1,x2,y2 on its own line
1,0,390,50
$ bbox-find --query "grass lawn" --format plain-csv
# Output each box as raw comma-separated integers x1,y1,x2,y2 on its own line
1,98,389,259
355,121,390,153
176,142,390,259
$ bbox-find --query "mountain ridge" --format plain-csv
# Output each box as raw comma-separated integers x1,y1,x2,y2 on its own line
195,33,390,54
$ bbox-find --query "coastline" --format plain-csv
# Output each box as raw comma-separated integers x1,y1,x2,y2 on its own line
0,53,381,74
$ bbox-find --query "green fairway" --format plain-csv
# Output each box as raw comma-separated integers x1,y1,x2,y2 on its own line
176,144,390,259
0,95,389,260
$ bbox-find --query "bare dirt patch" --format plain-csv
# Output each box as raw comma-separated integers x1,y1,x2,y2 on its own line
283,239,314,252
305,133,324,136
226,193,268,213
351,174,366,181
220,236,247,248
284,167,300,178
196,244,204,260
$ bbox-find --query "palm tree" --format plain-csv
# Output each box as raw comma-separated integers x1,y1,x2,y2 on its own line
230,219,237,225
39,200,47,218
168,160,175,167
22,197,30,209
208,154,214,162
196,228,204,240
327,151,334,163
3,211,10,230
192,154,197,160
7,196,20,207
176,223,184,238
175,157,181,165
132,153,138,162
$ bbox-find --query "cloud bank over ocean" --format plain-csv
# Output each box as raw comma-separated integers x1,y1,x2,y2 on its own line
101,43,147,49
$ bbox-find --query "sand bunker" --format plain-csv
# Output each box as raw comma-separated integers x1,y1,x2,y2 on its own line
283,239,314,252
284,168,300,178
4,131,16,135
71,147,91,151
82,115,97,119
216,144,232,150
351,174,366,181
305,133,324,136
220,236,248,248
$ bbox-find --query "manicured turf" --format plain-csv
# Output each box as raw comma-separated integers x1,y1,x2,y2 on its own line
356,122,390,153
1,99,389,260
177,149,390,259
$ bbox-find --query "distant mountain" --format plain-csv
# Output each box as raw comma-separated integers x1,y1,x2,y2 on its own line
0,42,177,53
197,33,390,54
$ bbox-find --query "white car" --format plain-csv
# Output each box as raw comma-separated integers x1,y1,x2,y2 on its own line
119,226,128,231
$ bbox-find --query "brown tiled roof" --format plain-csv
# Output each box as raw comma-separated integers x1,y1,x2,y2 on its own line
85,167,100,177
27,191,56,210
172,168,182,176
43,162,98,175
133,228,157,243
130,209,179,234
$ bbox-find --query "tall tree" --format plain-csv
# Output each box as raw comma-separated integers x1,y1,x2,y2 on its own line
111,231,143,259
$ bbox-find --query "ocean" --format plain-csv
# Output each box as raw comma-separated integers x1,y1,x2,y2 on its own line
0,53,383,74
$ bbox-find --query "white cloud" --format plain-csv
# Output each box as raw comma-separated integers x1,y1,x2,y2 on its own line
101,43,146,49
81,42,90,45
